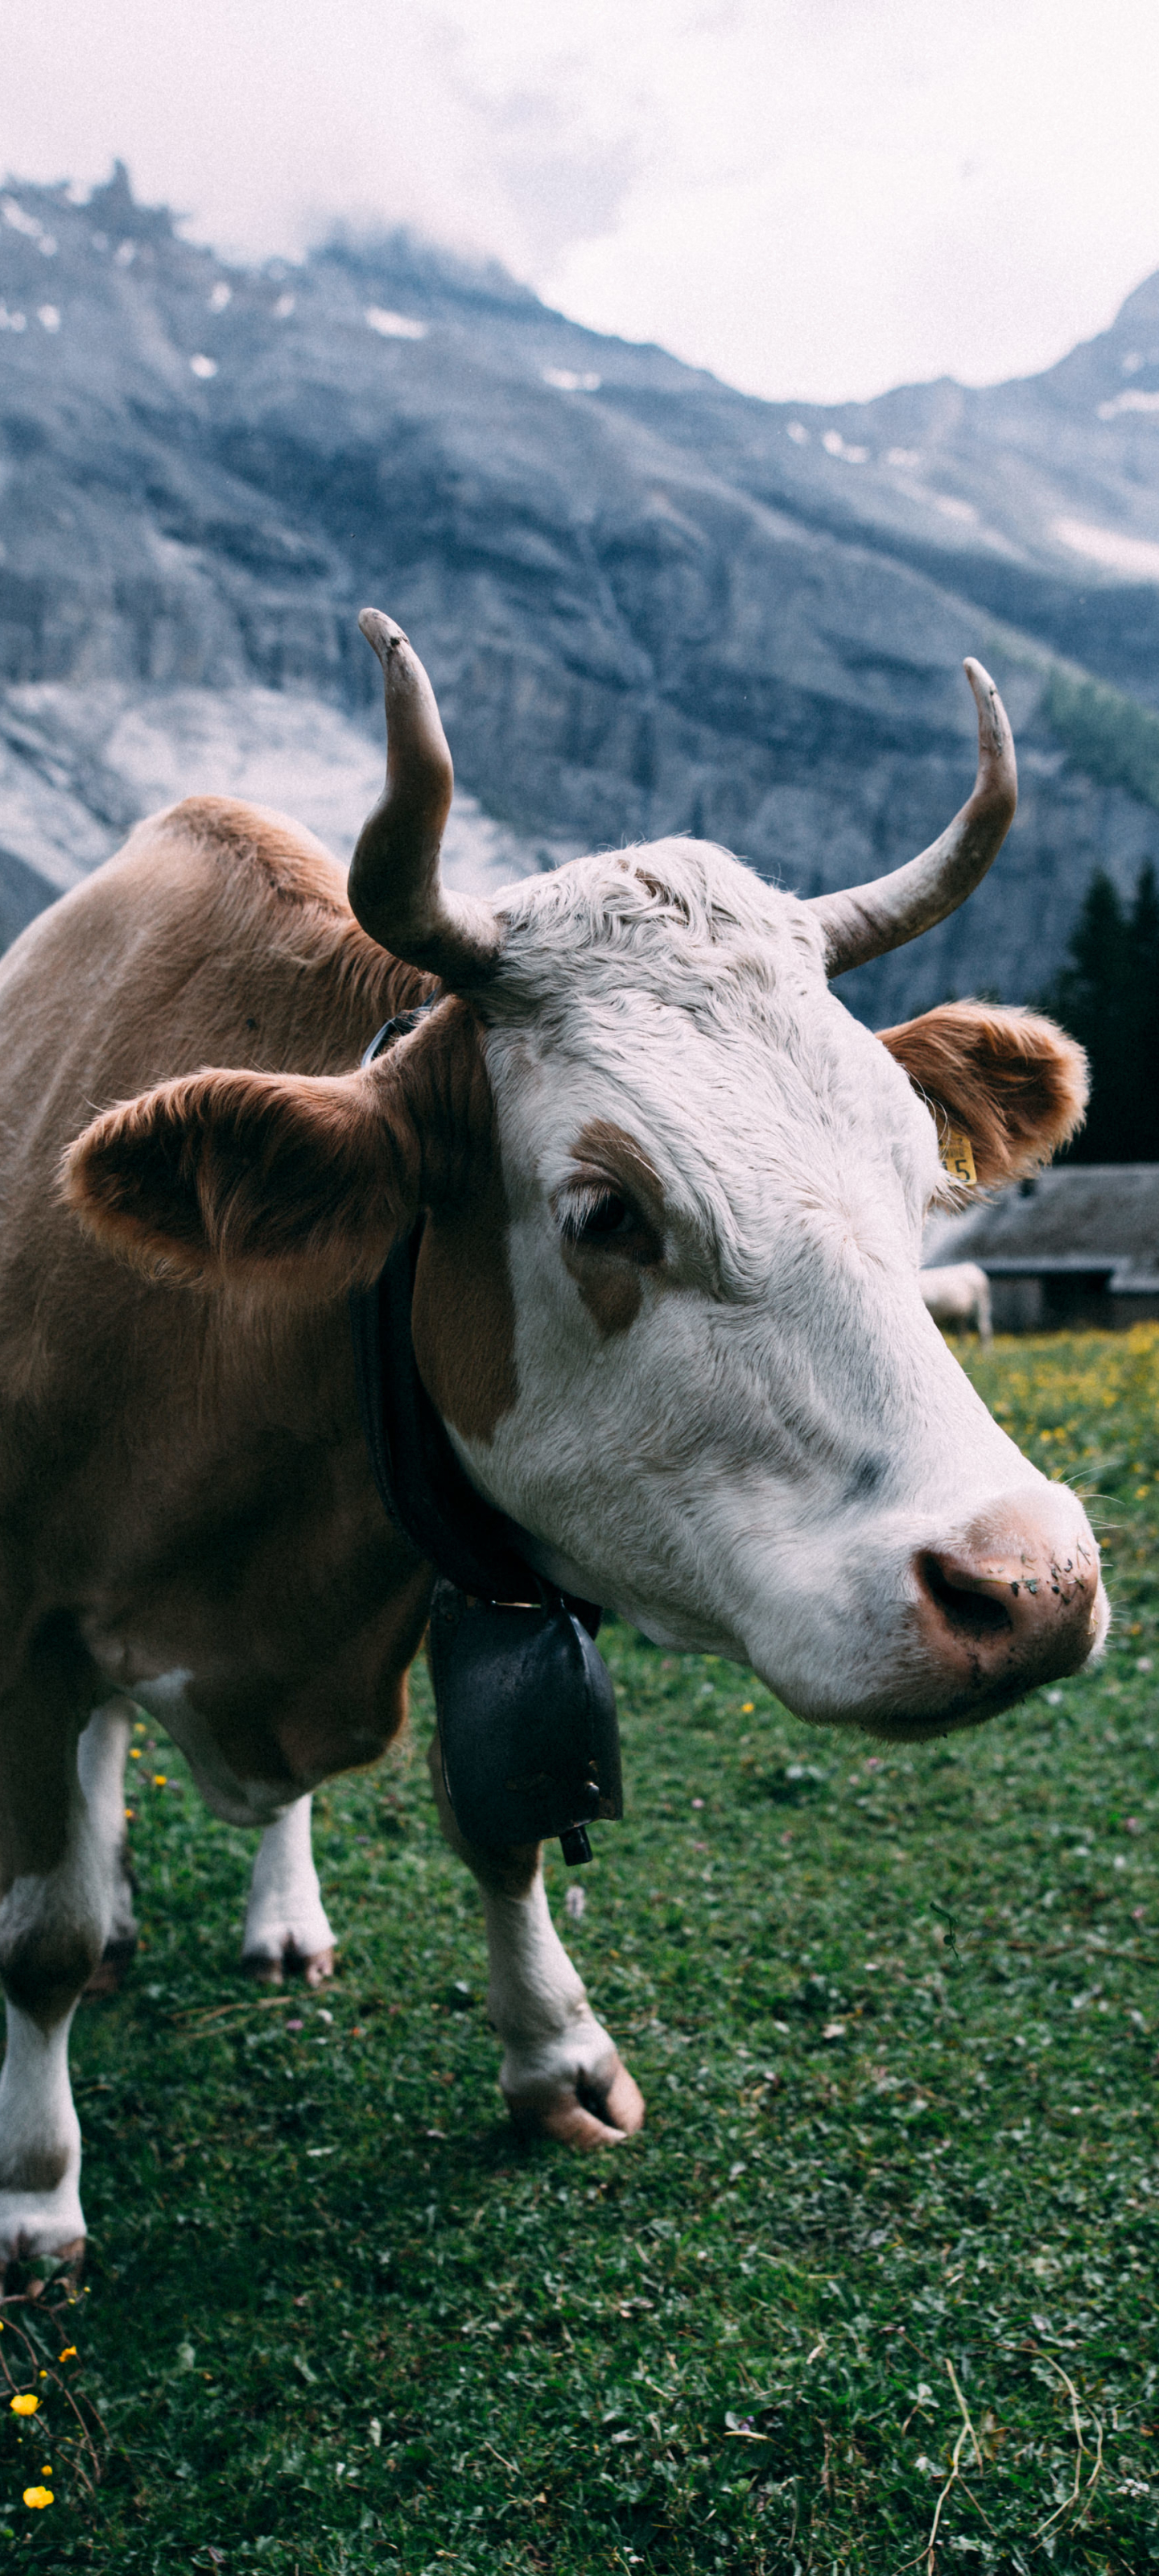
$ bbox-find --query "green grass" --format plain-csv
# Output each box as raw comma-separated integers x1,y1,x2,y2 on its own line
4,1328,1159,2571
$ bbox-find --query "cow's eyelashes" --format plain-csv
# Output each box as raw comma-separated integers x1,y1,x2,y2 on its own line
556,1177,662,1265
559,1186,633,1246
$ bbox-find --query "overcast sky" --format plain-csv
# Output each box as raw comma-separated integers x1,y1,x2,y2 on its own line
5,0,1159,403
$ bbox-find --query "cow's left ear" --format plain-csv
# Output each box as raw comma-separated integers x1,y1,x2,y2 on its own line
62,997,495,1297
60,1062,420,1294
877,1001,1087,1187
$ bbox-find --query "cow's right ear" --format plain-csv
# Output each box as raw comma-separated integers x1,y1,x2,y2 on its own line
61,1061,423,1295
877,1001,1087,1187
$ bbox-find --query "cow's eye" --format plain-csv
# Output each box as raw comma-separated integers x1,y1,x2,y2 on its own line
556,1170,663,1266
561,1187,632,1245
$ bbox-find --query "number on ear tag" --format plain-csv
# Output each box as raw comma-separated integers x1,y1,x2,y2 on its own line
938,1125,976,1187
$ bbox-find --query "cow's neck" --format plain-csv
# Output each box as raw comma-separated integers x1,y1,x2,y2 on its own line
353,999,530,1600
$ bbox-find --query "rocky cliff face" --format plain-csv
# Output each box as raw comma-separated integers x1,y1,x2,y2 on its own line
3,163,1159,1022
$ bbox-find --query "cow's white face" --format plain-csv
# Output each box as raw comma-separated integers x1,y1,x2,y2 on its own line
433,840,1105,1736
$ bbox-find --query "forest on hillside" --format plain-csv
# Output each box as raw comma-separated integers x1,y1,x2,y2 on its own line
1041,860,1159,1160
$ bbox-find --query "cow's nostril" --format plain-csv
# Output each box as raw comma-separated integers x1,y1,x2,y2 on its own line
918,1553,1013,1640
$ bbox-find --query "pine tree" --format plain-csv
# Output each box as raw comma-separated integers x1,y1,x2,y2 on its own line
1126,861,1159,1158
1042,861,1159,1159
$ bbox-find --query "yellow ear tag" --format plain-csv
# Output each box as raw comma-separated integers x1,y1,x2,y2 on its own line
938,1125,976,1187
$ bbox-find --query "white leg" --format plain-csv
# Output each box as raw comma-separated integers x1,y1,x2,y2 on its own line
0,2004,84,2272
241,1794,336,1986
427,1736,643,2150
0,1704,126,2272
78,1700,138,1991
136,1673,333,1983
481,1863,645,2149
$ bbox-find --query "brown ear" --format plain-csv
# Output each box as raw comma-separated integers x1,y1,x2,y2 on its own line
60,1002,489,1294
60,1063,418,1293
878,1001,1087,1187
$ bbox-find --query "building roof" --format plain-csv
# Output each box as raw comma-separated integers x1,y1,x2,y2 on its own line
923,1164,1159,1293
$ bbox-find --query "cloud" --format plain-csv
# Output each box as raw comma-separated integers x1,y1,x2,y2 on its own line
2,0,1159,400
540,0,1159,396
0,0,645,279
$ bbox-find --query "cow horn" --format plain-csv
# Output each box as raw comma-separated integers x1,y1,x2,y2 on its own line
807,658,1017,977
349,609,503,982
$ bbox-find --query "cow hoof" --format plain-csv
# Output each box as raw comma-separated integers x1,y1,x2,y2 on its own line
82,1933,138,2000
505,2054,645,2152
241,1942,336,1989
0,2179,87,2297
1,2236,85,2299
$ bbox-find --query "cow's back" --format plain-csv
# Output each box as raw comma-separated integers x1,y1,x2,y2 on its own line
0,797,402,1133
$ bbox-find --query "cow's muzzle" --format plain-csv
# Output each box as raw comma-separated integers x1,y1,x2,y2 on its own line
900,1485,1107,1728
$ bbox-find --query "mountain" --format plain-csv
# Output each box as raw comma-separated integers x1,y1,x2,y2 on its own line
3,162,1159,1024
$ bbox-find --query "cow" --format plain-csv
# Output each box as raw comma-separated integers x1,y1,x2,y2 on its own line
0,614,1105,2285
920,1261,993,1344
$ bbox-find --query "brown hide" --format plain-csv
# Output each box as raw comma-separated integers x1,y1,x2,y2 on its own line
0,797,495,1827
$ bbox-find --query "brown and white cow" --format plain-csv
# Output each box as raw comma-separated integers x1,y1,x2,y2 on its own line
0,614,1104,2281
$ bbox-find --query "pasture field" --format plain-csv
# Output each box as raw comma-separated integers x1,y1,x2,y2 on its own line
2,1329,1158,2573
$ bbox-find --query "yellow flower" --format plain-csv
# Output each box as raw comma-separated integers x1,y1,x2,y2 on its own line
58,2347,76,2362
23,2485,53,2509
741,1702,754,1714
10,2392,38,2414
153,1773,167,1786
130,1746,142,1759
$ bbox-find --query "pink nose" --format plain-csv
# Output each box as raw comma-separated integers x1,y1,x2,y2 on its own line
913,1491,1103,1704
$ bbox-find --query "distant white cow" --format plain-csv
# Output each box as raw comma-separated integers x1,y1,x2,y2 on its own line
921,1262,993,1344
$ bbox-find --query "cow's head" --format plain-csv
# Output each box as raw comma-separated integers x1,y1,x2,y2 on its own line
65,612,1106,1738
